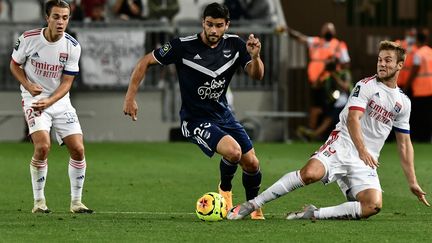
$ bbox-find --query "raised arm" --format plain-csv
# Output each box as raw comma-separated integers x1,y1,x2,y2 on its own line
287,26,308,44
245,34,264,80
123,52,159,121
395,131,430,206
347,109,379,168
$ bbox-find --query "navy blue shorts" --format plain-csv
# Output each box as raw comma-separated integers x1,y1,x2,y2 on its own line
180,119,253,157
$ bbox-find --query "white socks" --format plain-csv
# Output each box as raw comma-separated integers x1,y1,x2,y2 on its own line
30,157,48,201
253,171,305,208
314,201,362,219
68,158,87,202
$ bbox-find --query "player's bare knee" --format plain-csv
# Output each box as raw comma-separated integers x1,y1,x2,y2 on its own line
34,143,50,157
242,156,260,172
70,145,85,160
299,168,321,185
225,146,242,162
361,201,382,218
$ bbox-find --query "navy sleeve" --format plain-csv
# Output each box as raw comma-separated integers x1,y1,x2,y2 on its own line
153,38,182,65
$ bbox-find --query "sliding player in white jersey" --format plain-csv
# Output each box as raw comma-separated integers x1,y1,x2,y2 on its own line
228,40,429,220
10,0,92,213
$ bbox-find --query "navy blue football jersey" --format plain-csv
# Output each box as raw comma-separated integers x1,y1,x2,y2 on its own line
153,33,252,123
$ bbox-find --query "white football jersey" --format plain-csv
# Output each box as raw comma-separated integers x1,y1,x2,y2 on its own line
335,75,411,159
11,28,81,99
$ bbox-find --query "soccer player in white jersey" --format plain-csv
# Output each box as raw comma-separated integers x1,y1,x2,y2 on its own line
228,40,430,220
10,0,92,214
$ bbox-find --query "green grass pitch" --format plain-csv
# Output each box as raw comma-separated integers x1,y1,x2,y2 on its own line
0,142,431,242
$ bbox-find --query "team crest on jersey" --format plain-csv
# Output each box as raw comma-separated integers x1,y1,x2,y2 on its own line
352,85,361,97
394,102,402,113
223,49,231,58
59,53,68,64
14,39,21,51
159,42,172,57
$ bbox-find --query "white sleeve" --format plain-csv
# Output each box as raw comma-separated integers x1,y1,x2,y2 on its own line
11,34,27,64
64,44,81,74
346,80,374,111
393,97,411,133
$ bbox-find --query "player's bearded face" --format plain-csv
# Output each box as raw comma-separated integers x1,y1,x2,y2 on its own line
377,50,402,81
202,17,228,45
46,6,70,36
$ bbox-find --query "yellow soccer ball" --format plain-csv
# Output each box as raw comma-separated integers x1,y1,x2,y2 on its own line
195,192,227,221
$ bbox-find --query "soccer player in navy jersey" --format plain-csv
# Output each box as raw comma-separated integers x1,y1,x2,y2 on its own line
123,2,265,219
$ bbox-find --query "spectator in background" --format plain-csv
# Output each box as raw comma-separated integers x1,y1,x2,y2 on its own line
289,22,351,133
406,28,432,142
0,0,11,21
112,0,143,20
81,0,107,22
396,27,417,92
224,0,273,23
147,0,179,22
297,61,352,141
68,0,85,21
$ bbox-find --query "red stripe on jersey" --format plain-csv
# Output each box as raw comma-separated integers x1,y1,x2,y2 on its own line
360,75,376,84
24,33,41,38
349,106,365,112
11,58,22,65
24,29,42,38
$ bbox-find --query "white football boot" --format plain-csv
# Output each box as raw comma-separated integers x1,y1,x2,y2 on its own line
70,200,93,214
286,204,317,220
32,199,51,213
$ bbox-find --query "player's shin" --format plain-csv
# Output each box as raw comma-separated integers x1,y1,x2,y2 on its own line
30,157,48,201
242,168,262,200
253,170,305,207
315,201,362,219
219,158,238,191
68,158,86,202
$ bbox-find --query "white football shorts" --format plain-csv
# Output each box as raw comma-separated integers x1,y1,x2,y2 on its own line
311,131,382,201
22,96,82,145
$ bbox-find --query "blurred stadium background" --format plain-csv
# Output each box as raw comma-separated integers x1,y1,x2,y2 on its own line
1,0,431,142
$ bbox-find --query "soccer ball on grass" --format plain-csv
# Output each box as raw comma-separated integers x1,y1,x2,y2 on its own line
195,192,227,221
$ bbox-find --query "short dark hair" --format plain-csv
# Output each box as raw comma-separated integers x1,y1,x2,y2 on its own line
202,2,230,22
379,40,406,63
45,0,70,17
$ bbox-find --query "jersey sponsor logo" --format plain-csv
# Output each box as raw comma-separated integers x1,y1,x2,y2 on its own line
394,102,402,113
59,53,68,64
352,85,360,97
30,59,63,78
193,54,202,60
197,78,226,101
367,99,395,124
159,42,172,57
14,39,20,50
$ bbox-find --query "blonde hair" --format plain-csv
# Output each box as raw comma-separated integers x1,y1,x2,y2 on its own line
379,40,406,63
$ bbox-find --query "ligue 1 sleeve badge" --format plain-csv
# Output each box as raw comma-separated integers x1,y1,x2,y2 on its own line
59,53,68,64
14,39,20,51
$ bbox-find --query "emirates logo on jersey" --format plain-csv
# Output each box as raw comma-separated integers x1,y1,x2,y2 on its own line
59,53,68,64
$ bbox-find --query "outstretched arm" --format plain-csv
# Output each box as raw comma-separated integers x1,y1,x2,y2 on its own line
395,131,430,206
245,34,264,80
287,26,308,44
123,52,159,121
